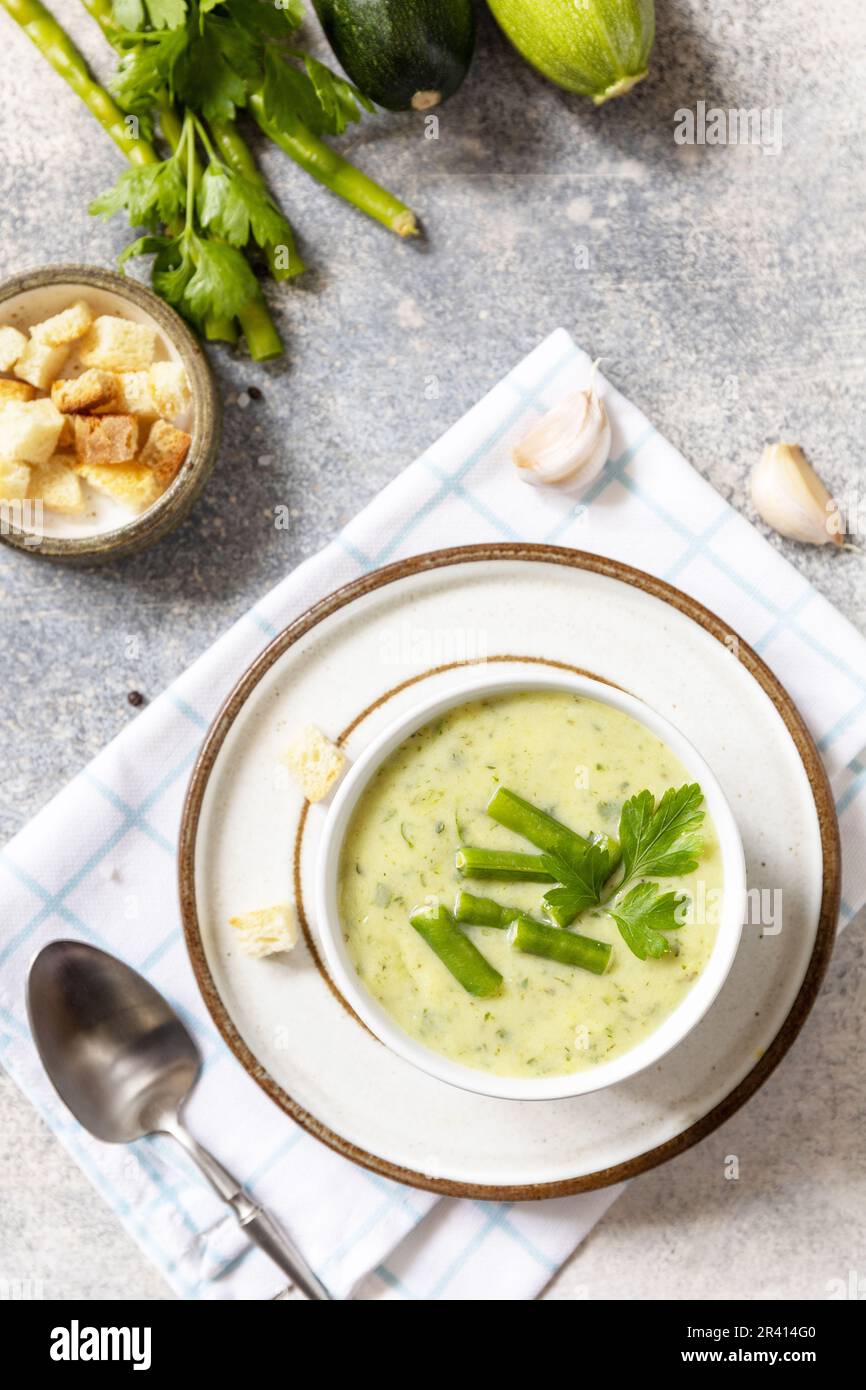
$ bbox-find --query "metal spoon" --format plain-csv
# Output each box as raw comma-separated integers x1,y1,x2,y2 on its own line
27,939,331,1301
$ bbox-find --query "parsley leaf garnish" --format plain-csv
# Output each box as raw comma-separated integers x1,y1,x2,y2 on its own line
608,883,688,960
221,0,304,37
197,165,293,249
112,0,187,28
303,55,375,135
177,18,255,123
90,157,186,229
117,213,259,331
263,47,374,138
619,783,705,882
539,842,611,925
112,27,189,111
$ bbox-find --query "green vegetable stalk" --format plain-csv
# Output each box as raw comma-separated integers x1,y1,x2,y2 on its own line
509,916,612,975
455,847,555,883
0,0,151,165
208,119,304,281
487,786,620,869
248,91,418,239
453,891,521,930
409,903,503,997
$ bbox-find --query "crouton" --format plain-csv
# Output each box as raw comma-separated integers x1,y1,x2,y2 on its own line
73,413,138,466
27,456,84,514
73,459,162,512
0,459,31,502
79,315,157,372
0,379,37,404
0,325,27,372
57,415,75,449
282,725,346,802
110,370,157,417
51,368,120,414
0,398,65,462
14,338,70,391
229,905,299,958
139,418,191,487
30,299,93,348
148,361,190,419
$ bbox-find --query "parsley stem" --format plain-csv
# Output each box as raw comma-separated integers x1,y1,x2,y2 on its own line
192,113,219,166
248,90,419,239
184,111,196,233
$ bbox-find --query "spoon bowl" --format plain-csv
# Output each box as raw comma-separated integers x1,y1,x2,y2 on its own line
27,939,199,1143
27,939,331,1299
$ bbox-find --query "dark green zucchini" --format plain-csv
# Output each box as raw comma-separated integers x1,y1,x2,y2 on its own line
312,0,475,112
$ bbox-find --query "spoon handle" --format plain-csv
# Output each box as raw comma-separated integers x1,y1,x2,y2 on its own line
167,1119,332,1300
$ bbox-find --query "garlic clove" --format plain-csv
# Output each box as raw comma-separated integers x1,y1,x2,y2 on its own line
750,443,844,548
512,371,611,491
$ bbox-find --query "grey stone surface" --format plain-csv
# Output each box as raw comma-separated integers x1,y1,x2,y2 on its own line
1,1,863,1301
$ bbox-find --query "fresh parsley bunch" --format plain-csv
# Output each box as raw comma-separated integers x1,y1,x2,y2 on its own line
90,0,390,349
3,0,417,359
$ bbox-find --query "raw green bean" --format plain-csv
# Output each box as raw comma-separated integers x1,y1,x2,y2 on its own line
455,847,555,882
3,0,154,163
409,904,503,998
249,89,419,239
543,896,581,929
509,915,612,975
487,786,621,871
453,890,521,929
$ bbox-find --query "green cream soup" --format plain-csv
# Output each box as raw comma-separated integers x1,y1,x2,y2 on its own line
338,691,722,1078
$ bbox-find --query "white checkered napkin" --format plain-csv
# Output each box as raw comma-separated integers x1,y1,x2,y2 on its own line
2,330,865,1301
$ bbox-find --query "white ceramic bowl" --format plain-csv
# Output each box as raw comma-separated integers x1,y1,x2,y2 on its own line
315,669,746,1101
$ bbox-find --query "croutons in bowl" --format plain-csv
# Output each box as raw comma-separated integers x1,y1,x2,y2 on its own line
0,265,220,561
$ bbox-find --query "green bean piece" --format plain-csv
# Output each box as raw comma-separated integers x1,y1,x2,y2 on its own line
409,904,503,998
487,787,621,872
453,890,521,930
455,847,555,882
543,896,579,929
509,915,612,975
248,90,419,239
590,830,622,874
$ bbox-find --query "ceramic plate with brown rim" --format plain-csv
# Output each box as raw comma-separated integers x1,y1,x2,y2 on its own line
179,545,839,1199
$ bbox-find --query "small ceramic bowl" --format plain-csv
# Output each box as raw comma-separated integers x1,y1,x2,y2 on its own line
315,668,747,1102
0,265,220,563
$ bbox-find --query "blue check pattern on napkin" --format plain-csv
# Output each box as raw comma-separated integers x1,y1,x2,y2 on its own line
1,330,864,1300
